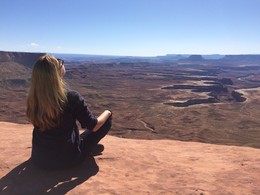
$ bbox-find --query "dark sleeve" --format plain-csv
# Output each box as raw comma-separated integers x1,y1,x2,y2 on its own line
67,90,97,130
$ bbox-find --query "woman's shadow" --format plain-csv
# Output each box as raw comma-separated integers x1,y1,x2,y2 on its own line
0,157,99,194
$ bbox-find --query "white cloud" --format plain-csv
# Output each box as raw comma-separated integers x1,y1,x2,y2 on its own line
30,42,39,47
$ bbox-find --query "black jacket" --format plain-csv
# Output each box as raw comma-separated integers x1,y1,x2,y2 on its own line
31,90,97,169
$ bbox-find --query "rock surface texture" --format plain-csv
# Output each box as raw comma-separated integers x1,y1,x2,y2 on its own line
0,122,259,195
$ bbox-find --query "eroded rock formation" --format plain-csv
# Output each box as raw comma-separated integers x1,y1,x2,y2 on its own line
162,77,246,107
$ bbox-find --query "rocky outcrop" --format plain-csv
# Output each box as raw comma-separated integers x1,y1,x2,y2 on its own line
231,91,247,102
162,77,246,107
162,83,227,93
164,97,218,107
187,55,204,61
0,51,45,68
220,78,233,85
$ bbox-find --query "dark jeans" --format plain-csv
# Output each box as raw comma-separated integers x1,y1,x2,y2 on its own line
31,118,112,170
79,117,112,157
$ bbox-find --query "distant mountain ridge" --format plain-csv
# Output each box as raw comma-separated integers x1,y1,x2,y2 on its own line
1,50,260,65
0,51,45,68
159,54,225,60
56,53,260,63
223,55,260,62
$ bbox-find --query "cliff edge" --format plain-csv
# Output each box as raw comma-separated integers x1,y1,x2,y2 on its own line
0,122,259,194
0,51,45,68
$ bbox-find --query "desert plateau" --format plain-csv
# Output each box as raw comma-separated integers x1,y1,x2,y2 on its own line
0,51,260,194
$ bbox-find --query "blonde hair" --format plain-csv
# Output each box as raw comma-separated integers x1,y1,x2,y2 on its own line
26,54,67,130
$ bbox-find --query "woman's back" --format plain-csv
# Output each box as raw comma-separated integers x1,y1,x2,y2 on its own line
27,55,112,170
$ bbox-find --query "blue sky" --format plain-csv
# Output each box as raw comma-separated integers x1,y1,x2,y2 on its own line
1,0,260,56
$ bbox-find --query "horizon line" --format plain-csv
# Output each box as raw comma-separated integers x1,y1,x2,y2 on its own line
1,49,260,58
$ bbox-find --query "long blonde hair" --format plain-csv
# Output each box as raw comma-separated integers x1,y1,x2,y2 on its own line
26,54,67,130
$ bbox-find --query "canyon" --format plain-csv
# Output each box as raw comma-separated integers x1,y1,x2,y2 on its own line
1,51,260,148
